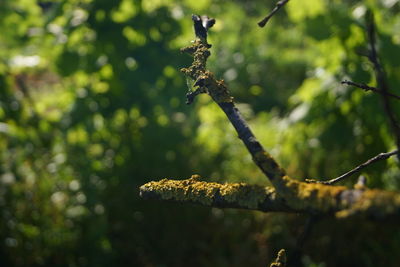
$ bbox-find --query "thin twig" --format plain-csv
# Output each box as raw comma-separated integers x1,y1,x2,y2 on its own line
258,0,290,27
365,11,400,159
288,215,319,266
306,150,398,185
341,80,400,101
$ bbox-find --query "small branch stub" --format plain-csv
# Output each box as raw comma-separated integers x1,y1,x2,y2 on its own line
270,249,286,267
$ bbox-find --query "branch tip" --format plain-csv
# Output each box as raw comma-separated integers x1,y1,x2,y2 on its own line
309,150,398,185
341,80,400,100
258,0,290,28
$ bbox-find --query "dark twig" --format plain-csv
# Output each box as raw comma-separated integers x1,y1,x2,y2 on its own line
297,215,317,246
341,80,400,101
258,0,290,27
365,11,400,159
289,215,319,266
306,150,398,185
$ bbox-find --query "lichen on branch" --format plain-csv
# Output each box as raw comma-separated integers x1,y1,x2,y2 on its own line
140,175,400,219
180,40,233,104
269,249,286,267
140,175,291,212
180,22,288,187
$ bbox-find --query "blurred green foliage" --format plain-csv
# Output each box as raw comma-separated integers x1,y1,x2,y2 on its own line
0,0,399,266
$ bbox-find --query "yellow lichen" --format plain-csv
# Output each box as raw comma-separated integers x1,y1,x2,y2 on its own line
140,175,348,212
274,176,347,212
219,182,269,209
140,175,400,217
140,176,274,209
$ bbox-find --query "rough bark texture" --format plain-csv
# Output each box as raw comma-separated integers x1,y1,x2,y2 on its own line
140,175,400,219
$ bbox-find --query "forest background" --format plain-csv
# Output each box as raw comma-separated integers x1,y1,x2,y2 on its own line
1,0,400,266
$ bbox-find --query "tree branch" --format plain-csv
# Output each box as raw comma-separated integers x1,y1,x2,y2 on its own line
341,80,400,101
139,15,400,221
258,0,290,27
140,175,400,219
140,175,292,212
306,150,398,185
365,11,400,159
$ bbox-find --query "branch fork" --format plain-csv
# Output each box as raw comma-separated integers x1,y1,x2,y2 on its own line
140,14,400,220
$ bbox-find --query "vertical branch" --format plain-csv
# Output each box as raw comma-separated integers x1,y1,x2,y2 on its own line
181,16,288,187
365,11,400,159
